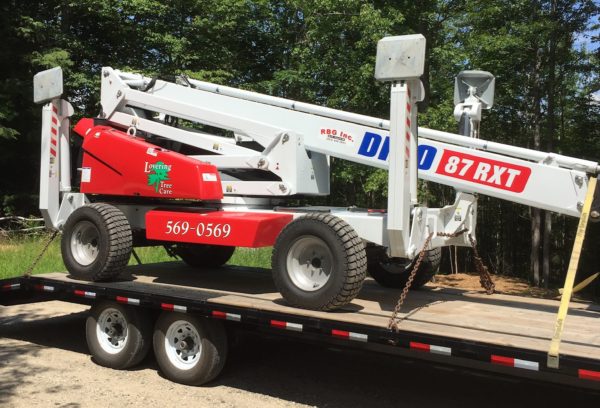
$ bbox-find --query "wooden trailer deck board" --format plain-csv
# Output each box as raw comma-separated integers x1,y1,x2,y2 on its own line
36,262,600,360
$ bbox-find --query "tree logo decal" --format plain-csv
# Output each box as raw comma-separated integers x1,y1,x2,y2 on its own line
147,161,171,192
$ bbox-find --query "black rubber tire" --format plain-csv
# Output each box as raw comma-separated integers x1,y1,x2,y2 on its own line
86,301,153,369
61,203,132,281
271,213,367,311
367,247,441,289
174,244,235,268
153,312,228,386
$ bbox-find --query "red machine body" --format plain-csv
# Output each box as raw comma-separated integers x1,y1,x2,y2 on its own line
73,118,223,200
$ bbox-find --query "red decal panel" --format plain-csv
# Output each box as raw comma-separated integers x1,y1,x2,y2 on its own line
146,210,293,248
436,150,531,193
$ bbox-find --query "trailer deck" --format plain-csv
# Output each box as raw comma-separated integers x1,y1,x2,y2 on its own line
2,263,600,388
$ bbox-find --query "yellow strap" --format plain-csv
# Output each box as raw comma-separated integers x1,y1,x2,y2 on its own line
558,272,599,295
547,177,597,369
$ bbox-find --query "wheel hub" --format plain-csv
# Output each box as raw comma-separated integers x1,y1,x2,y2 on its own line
70,220,100,266
165,321,202,370
96,308,128,354
286,236,333,292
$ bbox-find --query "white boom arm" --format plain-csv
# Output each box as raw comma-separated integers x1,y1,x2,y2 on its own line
100,67,596,219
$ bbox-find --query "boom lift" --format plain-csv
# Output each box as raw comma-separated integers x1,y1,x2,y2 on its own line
33,35,598,313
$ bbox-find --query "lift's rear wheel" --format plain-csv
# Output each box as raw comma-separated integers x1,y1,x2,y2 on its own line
86,301,152,369
272,213,367,311
367,246,441,289
61,203,132,281
174,244,235,268
153,312,228,385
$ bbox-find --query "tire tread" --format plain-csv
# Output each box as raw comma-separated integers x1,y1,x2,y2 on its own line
272,213,367,311
87,203,132,281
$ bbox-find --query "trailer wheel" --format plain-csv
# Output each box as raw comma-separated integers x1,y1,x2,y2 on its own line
153,312,227,385
61,203,132,281
272,213,367,311
367,247,441,289
86,301,152,369
174,244,235,268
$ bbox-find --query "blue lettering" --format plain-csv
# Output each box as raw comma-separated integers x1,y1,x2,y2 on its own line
358,132,436,166
417,145,437,170
357,132,382,158
378,137,389,161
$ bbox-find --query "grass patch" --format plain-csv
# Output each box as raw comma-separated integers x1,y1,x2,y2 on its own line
229,247,272,268
0,234,272,280
0,235,65,279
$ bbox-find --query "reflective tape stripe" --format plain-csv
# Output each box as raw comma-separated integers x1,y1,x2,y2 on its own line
271,320,302,332
332,329,367,342
514,358,539,371
332,329,350,338
430,345,452,356
491,355,538,371
349,332,368,342
491,355,514,367
73,289,95,298
160,303,187,313
212,311,241,322
410,342,452,356
116,296,140,306
2,283,20,291
579,369,600,382
34,284,55,292
410,342,430,352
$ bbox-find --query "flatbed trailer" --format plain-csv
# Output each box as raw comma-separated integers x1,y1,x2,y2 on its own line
2,263,600,390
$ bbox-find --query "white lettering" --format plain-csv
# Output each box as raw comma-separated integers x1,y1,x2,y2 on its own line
505,168,521,188
473,162,491,182
487,165,507,185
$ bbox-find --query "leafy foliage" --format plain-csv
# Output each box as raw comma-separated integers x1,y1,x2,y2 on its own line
147,161,170,192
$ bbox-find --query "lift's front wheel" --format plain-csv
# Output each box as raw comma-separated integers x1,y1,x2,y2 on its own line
61,203,132,281
86,301,153,369
153,312,228,385
271,213,367,311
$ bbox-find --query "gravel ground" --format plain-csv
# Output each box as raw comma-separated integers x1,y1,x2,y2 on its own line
1,301,599,407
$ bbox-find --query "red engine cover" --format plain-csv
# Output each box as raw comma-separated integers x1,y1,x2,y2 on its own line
74,119,223,200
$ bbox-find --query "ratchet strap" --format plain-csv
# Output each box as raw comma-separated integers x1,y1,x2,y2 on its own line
558,272,599,296
547,177,597,369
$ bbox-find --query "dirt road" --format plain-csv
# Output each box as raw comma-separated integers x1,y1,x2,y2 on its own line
1,301,598,407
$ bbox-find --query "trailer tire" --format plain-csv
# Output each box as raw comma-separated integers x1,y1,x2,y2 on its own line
174,244,235,268
61,203,132,281
86,301,152,369
272,213,367,311
367,247,441,289
153,312,228,385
